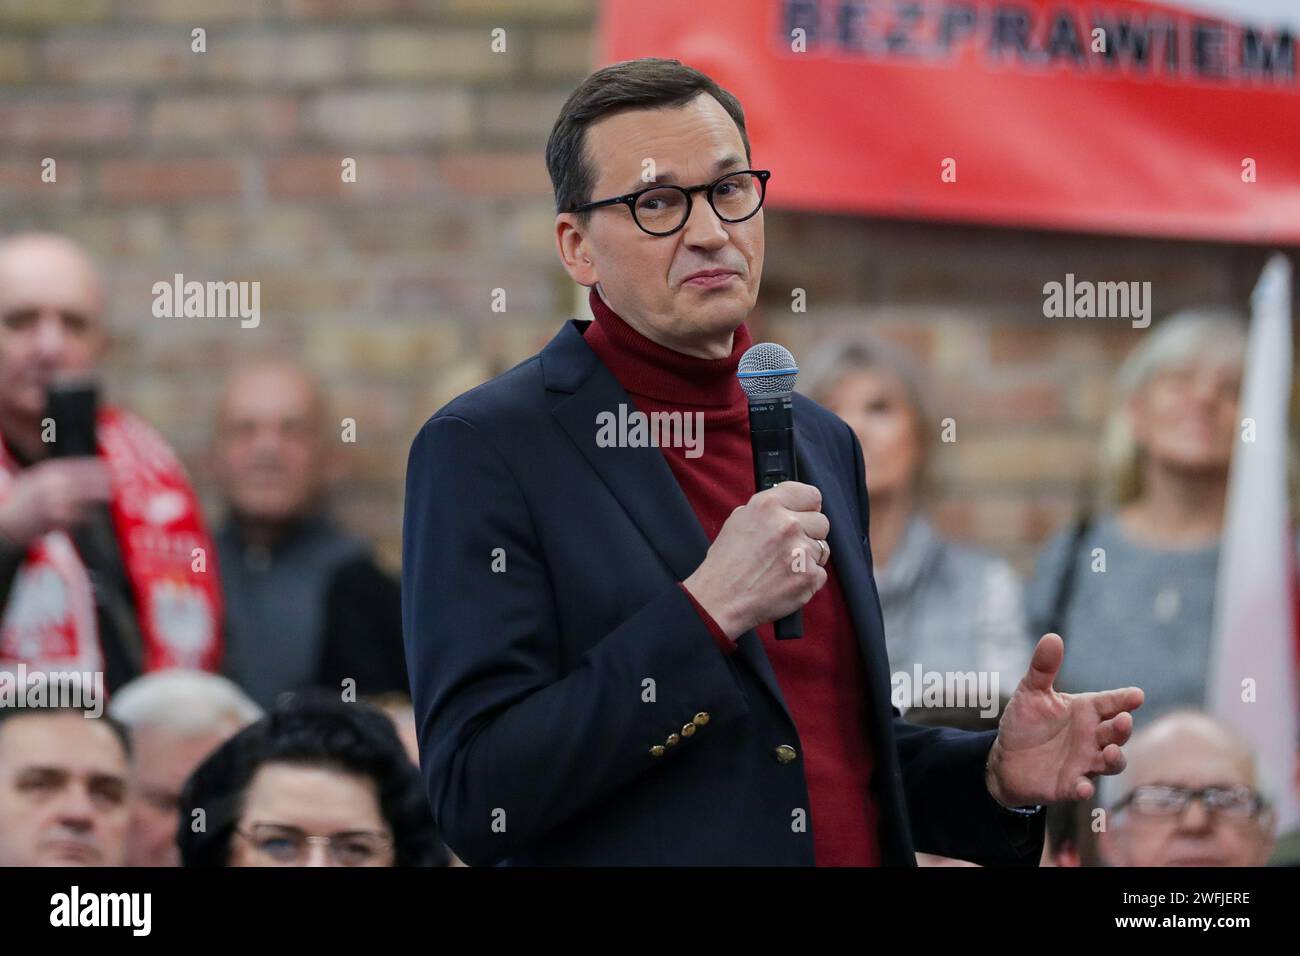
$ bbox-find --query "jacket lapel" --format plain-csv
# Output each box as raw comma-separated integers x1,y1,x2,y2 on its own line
543,321,793,720
547,322,711,583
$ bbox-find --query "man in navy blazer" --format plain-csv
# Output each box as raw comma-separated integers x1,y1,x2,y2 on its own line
402,58,1144,867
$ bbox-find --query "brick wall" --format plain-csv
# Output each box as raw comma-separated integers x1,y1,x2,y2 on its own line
0,0,1284,576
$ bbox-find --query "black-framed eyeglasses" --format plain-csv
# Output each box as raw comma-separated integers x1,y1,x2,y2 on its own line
569,169,771,237
235,822,395,866
1112,784,1267,820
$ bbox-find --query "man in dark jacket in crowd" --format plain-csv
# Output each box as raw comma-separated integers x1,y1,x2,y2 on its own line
403,58,1144,867
213,361,406,709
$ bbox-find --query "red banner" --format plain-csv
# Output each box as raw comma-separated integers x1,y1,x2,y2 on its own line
598,0,1300,243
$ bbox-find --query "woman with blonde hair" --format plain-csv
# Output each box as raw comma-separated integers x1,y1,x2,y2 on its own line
802,335,1031,710
1024,310,1252,726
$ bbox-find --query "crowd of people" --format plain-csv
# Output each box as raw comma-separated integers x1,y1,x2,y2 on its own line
0,229,1290,866
0,231,435,866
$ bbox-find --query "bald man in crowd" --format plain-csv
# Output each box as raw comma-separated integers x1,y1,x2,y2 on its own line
1098,710,1276,867
0,233,222,689
212,362,407,709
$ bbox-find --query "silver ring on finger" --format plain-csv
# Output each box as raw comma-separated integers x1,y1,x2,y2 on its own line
816,538,829,565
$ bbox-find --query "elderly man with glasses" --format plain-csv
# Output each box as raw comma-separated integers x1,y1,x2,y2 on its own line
1099,710,1276,867
402,56,1144,867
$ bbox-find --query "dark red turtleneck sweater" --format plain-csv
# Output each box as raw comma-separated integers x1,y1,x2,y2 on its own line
581,287,880,866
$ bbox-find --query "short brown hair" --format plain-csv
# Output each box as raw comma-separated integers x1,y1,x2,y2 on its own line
545,57,752,222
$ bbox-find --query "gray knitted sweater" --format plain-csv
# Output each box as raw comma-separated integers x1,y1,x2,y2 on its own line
1024,514,1293,727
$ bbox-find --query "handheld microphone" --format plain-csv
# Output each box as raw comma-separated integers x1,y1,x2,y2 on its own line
738,342,803,641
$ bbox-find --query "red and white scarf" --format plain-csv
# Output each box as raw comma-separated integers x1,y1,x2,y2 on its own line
0,408,223,675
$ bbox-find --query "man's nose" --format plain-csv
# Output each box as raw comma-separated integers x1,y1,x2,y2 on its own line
54,786,98,830
1175,795,1215,832
33,312,69,359
248,426,286,455
681,192,730,248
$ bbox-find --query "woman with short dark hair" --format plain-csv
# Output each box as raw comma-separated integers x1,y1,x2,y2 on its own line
177,694,443,867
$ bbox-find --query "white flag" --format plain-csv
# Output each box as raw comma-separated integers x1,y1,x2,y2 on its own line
1208,253,1299,831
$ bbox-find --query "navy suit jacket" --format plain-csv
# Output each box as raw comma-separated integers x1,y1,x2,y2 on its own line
402,318,1045,866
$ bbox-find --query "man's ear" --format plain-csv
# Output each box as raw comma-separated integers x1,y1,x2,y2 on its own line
555,214,598,287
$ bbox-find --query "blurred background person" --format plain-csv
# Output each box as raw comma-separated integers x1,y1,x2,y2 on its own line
371,689,466,866
177,694,445,867
802,336,1032,705
0,706,130,866
1041,799,1101,867
1025,312,1255,725
1098,710,1275,867
109,669,262,866
370,690,420,766
0,233,223,691
211,362,407,710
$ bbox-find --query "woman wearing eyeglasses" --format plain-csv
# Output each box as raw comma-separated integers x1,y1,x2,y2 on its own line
177,693,445,866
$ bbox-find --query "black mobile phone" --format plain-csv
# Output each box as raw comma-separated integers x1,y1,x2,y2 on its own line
44,379,100,458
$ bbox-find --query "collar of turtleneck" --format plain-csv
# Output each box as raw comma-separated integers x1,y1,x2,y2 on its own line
581,286,752,409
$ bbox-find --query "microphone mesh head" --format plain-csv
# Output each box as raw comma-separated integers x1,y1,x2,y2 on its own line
738,342,798,399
